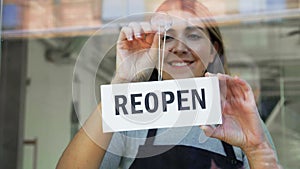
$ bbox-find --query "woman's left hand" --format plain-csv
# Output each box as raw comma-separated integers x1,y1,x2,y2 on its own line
201,73,283,168
201,73,267,151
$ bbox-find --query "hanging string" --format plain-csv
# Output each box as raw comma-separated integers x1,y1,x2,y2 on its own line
158,26,162,81
157,28,168,81
151,13,173,81
160,30,167,80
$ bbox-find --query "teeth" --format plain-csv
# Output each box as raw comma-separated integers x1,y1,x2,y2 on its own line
171,62,188,66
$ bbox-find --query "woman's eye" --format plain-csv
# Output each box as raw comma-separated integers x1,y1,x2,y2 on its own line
187,34,202,40
163,35,174,41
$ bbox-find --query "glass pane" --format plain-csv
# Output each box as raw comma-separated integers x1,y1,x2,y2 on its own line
1,0,299,169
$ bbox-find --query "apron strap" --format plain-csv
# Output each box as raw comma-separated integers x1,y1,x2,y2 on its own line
144,129,158,145
221,141,239,164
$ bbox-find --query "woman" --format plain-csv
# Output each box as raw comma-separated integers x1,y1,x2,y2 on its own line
56,0,281,168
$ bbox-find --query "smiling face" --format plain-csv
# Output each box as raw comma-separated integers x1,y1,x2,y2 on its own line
161,11,216,80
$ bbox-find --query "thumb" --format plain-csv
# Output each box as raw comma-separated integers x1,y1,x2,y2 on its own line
200,125,223,140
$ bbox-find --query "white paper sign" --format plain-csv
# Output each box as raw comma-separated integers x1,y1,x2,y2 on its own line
100,77,222,133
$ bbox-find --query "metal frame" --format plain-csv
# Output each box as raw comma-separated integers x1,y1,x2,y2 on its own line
0,39,28,169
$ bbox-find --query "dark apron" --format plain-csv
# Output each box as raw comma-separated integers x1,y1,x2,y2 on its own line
129,129,243,169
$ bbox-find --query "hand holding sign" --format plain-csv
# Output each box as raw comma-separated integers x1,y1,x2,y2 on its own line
201,73,267,152
113,22,159,83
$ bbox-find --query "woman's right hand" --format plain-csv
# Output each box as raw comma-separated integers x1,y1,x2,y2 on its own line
112,22,159,83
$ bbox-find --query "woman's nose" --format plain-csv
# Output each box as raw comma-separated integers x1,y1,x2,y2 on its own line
169,40,189,55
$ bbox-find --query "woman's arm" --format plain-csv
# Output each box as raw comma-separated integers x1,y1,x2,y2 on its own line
57,22,158,169
56,105,112,169
243,141,281,169
57,21,158,169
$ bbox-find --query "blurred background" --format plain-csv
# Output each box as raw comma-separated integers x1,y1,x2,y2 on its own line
0,0,299,169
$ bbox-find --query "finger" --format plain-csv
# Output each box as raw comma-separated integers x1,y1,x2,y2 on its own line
219,74,247,101
140,22,156,44
210,74,246,108
205,72,215,77
140,22,153,34
218,74,242,100
128,22,143,39
236,78,256,103
144,33,155,45
218,74,227,105
205,73,225,97
233,76,253,101
228,77,245,100
219,73,235,95
206,72,226,106
234,76,250,92
225,78,234,100
119,26,133,41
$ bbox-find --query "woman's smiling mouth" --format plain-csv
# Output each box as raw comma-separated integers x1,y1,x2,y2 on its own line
168,60,194,67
